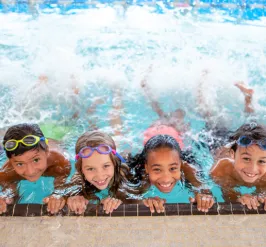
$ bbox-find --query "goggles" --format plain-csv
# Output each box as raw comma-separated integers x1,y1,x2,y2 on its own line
227,136,266,150
4,135,48,151
75,144,126,163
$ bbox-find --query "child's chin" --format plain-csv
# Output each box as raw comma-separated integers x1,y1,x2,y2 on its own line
25,176,41,182
94,184,109,190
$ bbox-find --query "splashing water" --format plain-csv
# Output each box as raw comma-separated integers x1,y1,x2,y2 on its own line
1,4,266,202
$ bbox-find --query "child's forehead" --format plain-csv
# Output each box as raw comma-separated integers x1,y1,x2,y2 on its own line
11,149,44,162
148,148,180,160
82,152,113,166
237,145,266,156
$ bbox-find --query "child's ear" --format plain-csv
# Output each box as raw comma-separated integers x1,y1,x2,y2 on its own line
230,149,235,159
145,163,148,174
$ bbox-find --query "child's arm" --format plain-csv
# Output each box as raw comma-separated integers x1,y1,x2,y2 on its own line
43,151,71,214
182,162,215,212
0,163,21,214
140,66,166,119
210,159,245,202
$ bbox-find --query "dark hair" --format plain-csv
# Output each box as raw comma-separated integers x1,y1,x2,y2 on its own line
127,135,182,193
229,122,266,152
3,123,48,159
74,130,134,202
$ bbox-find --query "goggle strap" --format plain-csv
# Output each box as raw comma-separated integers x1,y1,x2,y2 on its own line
115,152,126,163
111,149,126,163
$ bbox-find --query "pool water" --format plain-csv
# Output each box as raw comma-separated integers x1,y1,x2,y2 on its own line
0,1,266,204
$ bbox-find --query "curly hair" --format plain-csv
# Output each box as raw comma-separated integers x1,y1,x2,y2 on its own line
127,134,183,194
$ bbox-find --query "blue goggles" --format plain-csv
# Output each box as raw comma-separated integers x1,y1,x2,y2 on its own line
236,136,266,150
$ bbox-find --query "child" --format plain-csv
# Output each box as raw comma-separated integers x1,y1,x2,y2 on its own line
210,122,266,210
128,134,214,213
140,65,190,135
67,130,135,214
0,123,70,214
141,67,255,156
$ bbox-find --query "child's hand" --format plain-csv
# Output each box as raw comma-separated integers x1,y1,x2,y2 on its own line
67,196,88,214
143,197,166,213
43,196,66,214
190,193,215,212
101,197,122,214
237,194,260,210
258,196,266,210
0,197,13,214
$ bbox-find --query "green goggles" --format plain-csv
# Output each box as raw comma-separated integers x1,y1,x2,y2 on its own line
4,135,48,151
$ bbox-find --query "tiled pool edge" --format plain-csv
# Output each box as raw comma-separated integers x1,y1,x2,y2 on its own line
1,203,264,216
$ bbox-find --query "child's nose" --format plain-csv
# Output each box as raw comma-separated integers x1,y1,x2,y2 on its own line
248,162,259,173
160,172,172,182
26,165,36,176
95,170,106,179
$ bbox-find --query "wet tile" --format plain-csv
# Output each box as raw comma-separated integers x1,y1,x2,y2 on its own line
110,204,124,217
27,204,42,217
138,204,152,216
96,205,109,217
217,203,233,215
13,204,28,216
164,204,178,216
178,203,192,215
231,203,245,214
257,204,266,214
124,204,137,217
84,204,97,217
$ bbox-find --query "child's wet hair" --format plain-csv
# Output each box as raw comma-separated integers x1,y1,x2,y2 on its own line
127,135,182,186
229,122,266,152
74,130,132,202
3,123,48,158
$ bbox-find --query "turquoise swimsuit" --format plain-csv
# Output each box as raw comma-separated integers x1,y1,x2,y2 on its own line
143,181,193,203
18,177,55,204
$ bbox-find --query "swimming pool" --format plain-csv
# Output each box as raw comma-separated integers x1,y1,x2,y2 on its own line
0,0,266,205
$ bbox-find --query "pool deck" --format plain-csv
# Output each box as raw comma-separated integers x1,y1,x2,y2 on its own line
0,215,266,246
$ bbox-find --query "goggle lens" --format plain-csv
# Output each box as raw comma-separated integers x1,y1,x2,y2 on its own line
239,136,253,146
98,145,111,153
23,136,37,145
5,140,17,150
260,140,266,150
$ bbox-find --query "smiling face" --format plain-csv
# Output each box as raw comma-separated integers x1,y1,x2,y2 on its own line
9,149,48,182
81,151,115,190
231,145,266,183
145,147,182,193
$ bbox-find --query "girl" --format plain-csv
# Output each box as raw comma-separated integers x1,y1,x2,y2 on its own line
67,130,135,214
211,122,266,210
128,134,214,213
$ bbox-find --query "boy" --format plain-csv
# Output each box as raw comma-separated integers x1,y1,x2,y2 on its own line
0,123,71,214
211,123,266,210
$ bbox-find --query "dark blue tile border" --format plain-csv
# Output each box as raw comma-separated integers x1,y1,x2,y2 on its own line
1,202,265,216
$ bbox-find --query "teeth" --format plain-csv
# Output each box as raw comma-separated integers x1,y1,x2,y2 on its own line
94,178,108,185
244,172,256,178
159,183,172,188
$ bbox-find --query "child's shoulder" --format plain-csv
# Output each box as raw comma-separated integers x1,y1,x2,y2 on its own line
210,158,234,177
46,150,70,175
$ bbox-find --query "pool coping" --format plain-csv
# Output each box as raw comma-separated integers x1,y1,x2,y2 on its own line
0,202,264,216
